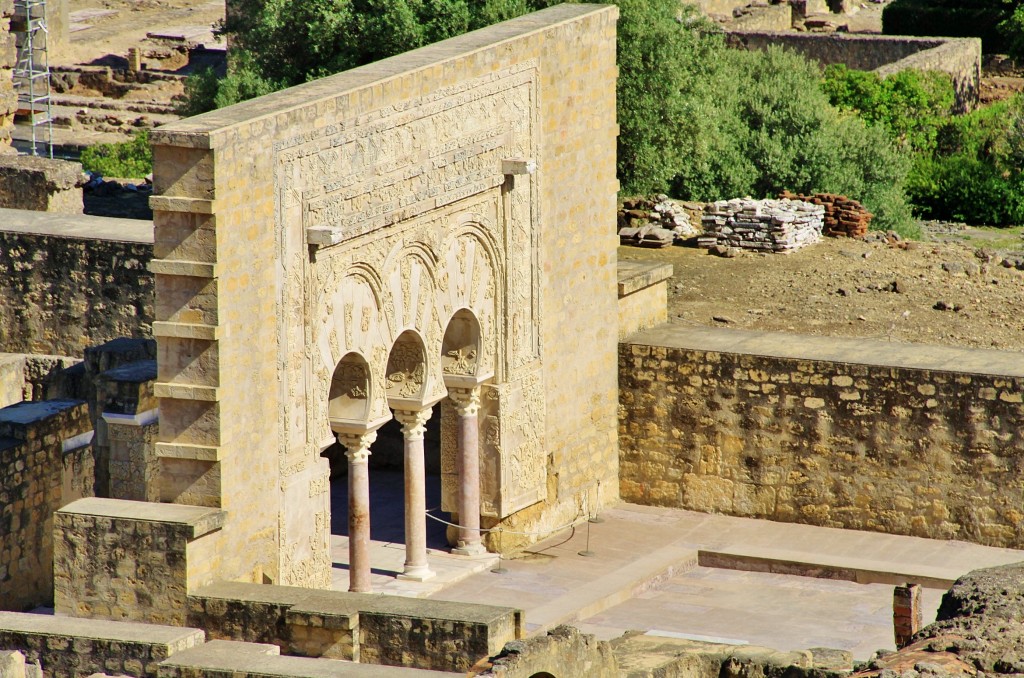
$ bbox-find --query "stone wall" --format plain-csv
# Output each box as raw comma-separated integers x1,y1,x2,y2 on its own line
0,157,84,213
0,651,42,678
0,209,154,356
725,32,981,112
0,611,204,678
0,0,16,154
619,325,1024,548
148,4,620,586
188,580,521,672
0,399,92,612
480,625,619,678
53,498,226,625
618,261,673,341
0,353,79,408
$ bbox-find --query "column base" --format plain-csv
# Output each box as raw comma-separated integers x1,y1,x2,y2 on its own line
451,542,488,557
397,565,436,582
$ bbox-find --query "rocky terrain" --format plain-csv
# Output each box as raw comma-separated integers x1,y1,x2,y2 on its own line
621,224,1024,352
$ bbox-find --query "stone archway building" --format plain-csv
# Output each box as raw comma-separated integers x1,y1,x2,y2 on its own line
58,4,620,609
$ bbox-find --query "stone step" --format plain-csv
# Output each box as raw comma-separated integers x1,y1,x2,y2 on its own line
158,639,461,677
526,543,699,635
698,545,958,589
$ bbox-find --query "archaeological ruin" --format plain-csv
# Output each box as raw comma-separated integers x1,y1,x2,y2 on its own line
2,1,1024,677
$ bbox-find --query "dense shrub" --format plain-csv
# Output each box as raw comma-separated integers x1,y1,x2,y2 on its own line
79,130,153,178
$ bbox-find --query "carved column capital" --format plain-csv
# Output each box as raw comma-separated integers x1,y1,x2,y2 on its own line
448,386,482,418
337,430,377,464
394,408,431,442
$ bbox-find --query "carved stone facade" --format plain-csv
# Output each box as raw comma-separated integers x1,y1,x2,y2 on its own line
113,4,620,593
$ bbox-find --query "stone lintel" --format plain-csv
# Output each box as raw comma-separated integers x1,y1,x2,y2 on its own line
155,442,221,461
149,259,218,278
0,611,205,645
102,408,159,427
617,260,674,297
149,196,218,214
154,382,220,401
58,497,226,539
152,321,222,340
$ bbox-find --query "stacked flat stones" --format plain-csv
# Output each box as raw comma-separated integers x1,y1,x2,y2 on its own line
618,196,701,247
699,198,824,252
780,191,873,237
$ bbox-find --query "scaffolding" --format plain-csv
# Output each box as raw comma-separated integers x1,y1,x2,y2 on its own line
12,0,53,157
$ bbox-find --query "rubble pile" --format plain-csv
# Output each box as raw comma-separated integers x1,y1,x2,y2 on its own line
698,197,824,252
618,196,702,248
779,191,873,237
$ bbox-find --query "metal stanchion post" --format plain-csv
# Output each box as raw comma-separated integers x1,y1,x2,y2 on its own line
491,527,508,574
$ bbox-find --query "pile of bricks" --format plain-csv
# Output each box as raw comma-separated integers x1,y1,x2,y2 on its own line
779,191,873,237
698,197,824,252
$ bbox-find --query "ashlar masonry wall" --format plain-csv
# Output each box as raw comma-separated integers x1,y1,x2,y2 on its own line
620,326,1024,547
147,3,620,588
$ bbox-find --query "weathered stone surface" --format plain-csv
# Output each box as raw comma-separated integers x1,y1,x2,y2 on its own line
699,198,824,252
0,611,204,678
0,399,92,612
480,625,618,678
620,328,1024,547
0,211,154,356
0,156,84,213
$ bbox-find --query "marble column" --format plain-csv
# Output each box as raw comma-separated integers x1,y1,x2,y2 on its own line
336,430,376,593
449,386,486,555
394,408,435,581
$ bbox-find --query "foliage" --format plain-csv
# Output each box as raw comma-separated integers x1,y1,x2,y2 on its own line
79,130,153,178
904,97,1024,226
821,65,954,153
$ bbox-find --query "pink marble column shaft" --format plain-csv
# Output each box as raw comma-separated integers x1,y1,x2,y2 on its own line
336,431,376,593
395,408,435,581
450,387,485,555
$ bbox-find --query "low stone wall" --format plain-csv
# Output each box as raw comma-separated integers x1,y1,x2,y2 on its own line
0,209,154,356
725,32,981,112
0,354,81,407
0,156,84,213
618,261,673,340
53,498,226,625
480,625,619,678
619,325,1024,548
188,580,522,673
0,611,204,678
0,399,92,612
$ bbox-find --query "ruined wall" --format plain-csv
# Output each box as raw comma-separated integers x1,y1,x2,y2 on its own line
0,399,92,612
0,210,154,355
0,0,16,153
480,625,619,678
54,498,225,625
148,4,620,585
189,581,520,672
0,611,205,678
0,157,84,213
0,353,79,408
725,32,981,112
619,326,1024,548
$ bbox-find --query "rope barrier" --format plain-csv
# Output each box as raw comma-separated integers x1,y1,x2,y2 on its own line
424,507,587,537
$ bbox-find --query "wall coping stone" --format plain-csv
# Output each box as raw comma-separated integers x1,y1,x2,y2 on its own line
628,324,1024,378
58,497,226,538
100,359,158,384
192,581,519,625
0,207,153,243
158,640,461,677
151,4,617,150
0,611,203,645
618,260,674,297
0,399,85,425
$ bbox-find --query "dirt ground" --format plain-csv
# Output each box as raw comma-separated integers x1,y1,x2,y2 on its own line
620,226,1024,352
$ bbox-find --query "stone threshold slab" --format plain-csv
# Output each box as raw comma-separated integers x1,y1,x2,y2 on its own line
698,547,956,589
526,543,699,635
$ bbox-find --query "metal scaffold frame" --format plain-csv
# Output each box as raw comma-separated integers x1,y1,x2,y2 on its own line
13,0,53,157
